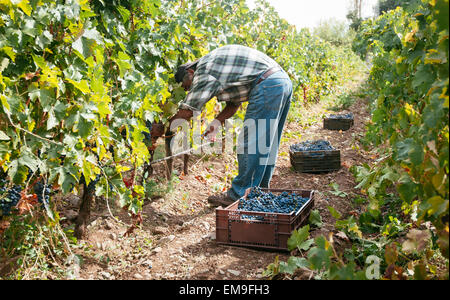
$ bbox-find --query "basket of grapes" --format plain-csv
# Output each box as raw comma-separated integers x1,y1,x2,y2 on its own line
289,140,341,173
215,187,315,251
323,112,354,131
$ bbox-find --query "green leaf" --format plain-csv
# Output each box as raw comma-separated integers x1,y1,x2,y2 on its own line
58,165,78,194
287,225,310,251
329,182,348,197
427,196,448,217
279,257,310,274
113,51,132,77
434,0,449,32
72,37,96,58
307,238,332,270
0,130,10,140
328,206,342,220
412,65,435,92
22,18,38,37
8,160,28,184
18,150,40,173
47,108,59,130
39,88,55,111
397,175,418,203
328,262,358,280
75,116,94,138
396,138,424,165
116,6,130,22
309,209,323,228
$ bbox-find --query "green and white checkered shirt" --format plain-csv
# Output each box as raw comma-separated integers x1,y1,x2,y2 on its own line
179,45,280,111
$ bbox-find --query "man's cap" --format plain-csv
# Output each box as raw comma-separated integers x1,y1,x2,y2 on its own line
175,61,198,83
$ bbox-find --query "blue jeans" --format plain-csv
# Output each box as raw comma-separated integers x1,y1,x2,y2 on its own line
227,70,293,200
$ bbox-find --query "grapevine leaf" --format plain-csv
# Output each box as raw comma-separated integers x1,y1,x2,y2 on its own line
328,206,342,220
8,160,28,184
18,149,40,173
307,236,332,270
0,130,10,140
309,209,323,228
0,46,15,62
58,165,78,194
427,196,448,217
17,0,32,16
46,108,59,131
287,225,310,251
279,257,310,274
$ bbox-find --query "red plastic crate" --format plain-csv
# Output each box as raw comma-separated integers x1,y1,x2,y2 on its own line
215,188,315,251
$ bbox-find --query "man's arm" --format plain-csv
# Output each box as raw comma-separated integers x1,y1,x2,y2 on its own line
215,102,241,124
203,102,241,139
169,108,193,123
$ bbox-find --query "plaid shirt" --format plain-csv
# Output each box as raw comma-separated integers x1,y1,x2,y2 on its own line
179,45,280,111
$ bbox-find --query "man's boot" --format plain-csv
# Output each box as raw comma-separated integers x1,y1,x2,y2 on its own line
207,193,235,207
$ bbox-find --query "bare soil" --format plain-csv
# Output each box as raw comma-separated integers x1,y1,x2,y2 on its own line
64,96,374,280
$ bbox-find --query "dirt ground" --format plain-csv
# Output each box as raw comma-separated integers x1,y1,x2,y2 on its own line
64,96,374,280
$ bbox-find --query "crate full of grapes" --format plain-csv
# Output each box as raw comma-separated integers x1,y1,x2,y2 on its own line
216,187,315,251
323,113,354,131
290,140,341,173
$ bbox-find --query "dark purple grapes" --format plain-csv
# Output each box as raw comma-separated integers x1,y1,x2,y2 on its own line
80,173,102,194
0,180,22,216
142,120,152,142
290,140,334,152
238,187,309,220
327,113,354,119
34,182,52,205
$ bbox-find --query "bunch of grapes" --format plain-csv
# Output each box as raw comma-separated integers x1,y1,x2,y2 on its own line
238,187,309,220
143,120,153,142
33,182,51,205
78,173,102,195
290,140,334,152
327,112,354,119
0,178,22,216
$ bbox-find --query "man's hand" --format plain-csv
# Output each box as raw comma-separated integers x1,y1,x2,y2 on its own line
202,119,222,142
203,102,240,142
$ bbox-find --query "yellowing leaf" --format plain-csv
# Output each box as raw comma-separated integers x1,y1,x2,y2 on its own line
66,78,90,94
424,58,443,64
404,30,416,43
116,165,131,173
396,56,405,64
17,0,32,16
427,196,448,216
404,103,417,118
1,46,15,62
0,94,10,115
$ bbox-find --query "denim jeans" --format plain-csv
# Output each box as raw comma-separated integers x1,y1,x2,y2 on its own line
227,70,293,200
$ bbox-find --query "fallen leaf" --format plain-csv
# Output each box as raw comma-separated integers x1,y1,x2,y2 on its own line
335,231,349,241
402,229,431,253
194,175,206,184
342,161,352,169
0,219,10,235
348,210,359,217
16,193,39,215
